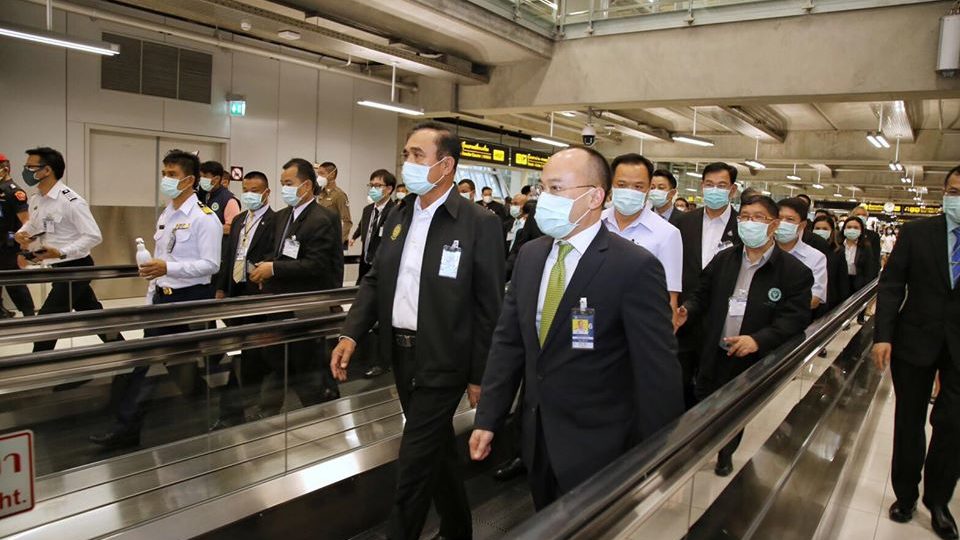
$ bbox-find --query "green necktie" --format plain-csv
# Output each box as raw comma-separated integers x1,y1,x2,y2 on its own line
539,242,574,346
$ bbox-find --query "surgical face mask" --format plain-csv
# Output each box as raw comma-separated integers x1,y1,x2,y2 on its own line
612,188,647,216
844,228,861,241
22,166,44,187
395,191,407,201
738,220,772,249
281,183,304,206
812,228,832,241
703,187,730,210
402,159,446,195
534,188,596,239
368,187,384,203
316,176,328,191
509,205,521,218
160,176,186,199
774,221,800,244
648,188,670,208
943,195,960,222
807,211,816,222
482,195,493,204
241,191,265,211
461,192,473,201
199,177,216,192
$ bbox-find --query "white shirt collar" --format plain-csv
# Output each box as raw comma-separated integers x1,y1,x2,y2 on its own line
562,219,602,255
168,193,199,217
787,238,810,259
414,186,454,217
704,204,732,223
43,180,66,199
250,204,270,220
743,243,775,268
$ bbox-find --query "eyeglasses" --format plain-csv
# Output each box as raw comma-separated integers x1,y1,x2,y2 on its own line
367,183,385,188
23,165,43,172
737,215,774,223
533,183,595,196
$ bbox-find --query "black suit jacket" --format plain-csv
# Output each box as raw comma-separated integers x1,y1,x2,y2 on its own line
341,190,505,388
216,207,276,296
505,216,543,281
683,244,813,392
864,229,882,271
824,247,850,310
667,208,684,227
802,229,831,256
265,201,343,293
842,239,878,294
475,225,684,491
674,206,741,352
875,215,960,369
352,199,395,263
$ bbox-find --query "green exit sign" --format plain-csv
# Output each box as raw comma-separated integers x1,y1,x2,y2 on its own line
228,100,246,117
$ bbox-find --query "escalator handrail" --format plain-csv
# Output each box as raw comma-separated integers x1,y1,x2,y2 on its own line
0,286,359,345
504,279,880,540
0,255,362,286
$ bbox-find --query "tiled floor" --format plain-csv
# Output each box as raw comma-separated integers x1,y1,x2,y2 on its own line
825,383,960,540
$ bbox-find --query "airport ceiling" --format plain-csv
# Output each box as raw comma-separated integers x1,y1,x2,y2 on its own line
75,0,960,202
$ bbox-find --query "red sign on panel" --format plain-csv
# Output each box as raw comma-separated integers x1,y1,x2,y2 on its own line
0,430,34,519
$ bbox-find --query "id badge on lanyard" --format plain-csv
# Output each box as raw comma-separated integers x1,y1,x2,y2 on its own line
572,297,595,350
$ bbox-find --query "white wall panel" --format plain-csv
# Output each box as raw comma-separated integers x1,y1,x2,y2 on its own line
89,130,156,207
226,52,280,207
347,80,399,235
277,62,319,172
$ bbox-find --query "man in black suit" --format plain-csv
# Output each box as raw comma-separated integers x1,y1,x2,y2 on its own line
674,162,742,409
351,168,396,282
470,146,684,510
649,169,681,225
212,171,275,428
678,193,813,477
872,167,960,539
250,158,344,408
331,122,505,540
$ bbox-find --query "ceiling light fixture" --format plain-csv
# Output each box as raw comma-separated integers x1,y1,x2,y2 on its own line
887,137,904,172
786,163,801,181
278,29,301,41
0,20,119,56
672,108,715,147
558,111,577,118
686,162,702,178
744,137,766,170
867,103,891,148
357,63,424,116
531,136,569,148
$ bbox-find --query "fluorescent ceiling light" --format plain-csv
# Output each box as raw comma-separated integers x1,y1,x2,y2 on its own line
888,161,897,171
833,193,843,197
278,30,301,41
356,100,424,116
786,174,801,181
531,136,569,148
876,134,890,148
811,183,824,189
685,188,697,192
686,171,703,178
866,133,882,148
0,21,120,56
558,111,578,117
744,159,766,170
761,190,771,196
848,198,858,202
671,134,714,147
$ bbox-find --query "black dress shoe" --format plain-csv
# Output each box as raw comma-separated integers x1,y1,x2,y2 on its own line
927,504,959,540
89,430,140,449
888,500,916,523
364,366,386,378
715,454,733,477
493,457,526,481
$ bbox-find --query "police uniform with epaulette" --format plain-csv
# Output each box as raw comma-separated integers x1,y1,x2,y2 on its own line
0,177,34,316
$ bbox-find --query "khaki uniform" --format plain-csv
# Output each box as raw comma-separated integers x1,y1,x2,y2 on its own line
317,185,352,243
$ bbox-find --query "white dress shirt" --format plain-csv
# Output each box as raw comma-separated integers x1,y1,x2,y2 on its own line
392,188,454,331
602,205,683,293
702,205,733,269
845,242,858,275
786,239,828,303
18,180,102,264
657,205,674,221
507,217,525,248
722,245,775,345
536,220,602,334
148,193,222,301
234,205,270,273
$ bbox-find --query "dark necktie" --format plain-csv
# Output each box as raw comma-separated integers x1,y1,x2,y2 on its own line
365,207,380,264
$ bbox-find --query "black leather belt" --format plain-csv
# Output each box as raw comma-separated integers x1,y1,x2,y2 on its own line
392,328,416,348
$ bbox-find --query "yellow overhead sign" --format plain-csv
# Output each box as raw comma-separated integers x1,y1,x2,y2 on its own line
513,150,550,171
460,139,509,165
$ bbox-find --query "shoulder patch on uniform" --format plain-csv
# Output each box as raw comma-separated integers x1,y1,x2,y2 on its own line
15,191,26,202
211,202,220,212
62,189,72,195
198,202,214,215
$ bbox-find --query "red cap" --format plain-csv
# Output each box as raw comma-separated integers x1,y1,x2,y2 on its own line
0,153,7,162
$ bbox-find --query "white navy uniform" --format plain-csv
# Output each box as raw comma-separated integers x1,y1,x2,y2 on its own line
18,180,102,263
147,193,222,302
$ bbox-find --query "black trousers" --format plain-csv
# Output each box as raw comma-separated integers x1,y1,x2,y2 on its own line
388,341,471,540
114,284,214,433
34,256,121,352
261,313,338,412
891,349,960,507
696,348,751,462
218,283,270,421
529,411,561,511
0,248,34,316
357,260,372,283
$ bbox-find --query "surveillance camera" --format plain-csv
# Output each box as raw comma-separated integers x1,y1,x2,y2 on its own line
581,124,597,147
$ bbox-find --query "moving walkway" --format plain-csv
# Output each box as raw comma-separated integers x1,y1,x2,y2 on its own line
0,266,883,539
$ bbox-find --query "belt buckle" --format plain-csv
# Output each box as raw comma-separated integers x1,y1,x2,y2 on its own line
162,287,173,296
396,333,415,348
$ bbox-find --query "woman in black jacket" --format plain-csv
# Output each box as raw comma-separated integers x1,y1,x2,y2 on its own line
812,215,850,309
841,216,878,299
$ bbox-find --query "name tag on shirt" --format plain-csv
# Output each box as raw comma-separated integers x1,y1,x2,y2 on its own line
43,217,56,234
439,240,462,279
572,298,595,350
728,297,747,317
282,236,300,259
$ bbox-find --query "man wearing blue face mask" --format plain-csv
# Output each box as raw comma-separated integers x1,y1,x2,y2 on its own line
351,169,396,282
775,197,828,315
470,146,683,510
602,153,683,328
331,122,504,540
650,169,681,224
673,162,742,409
677,193,812,477
198,161,240,236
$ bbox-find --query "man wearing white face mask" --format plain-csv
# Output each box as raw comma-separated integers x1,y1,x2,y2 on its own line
602,153,683,328
775,197,828,314
470,146,683,510
331,122,504,540
90,149,222,448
